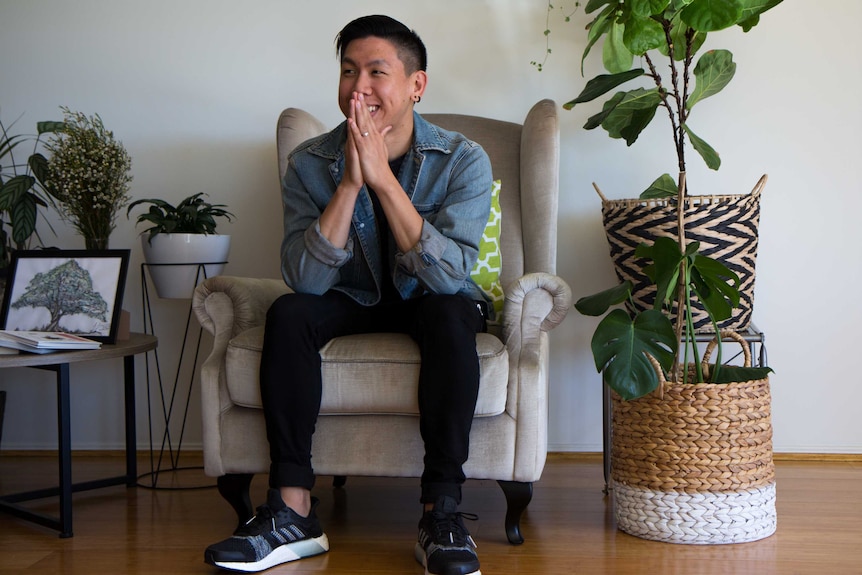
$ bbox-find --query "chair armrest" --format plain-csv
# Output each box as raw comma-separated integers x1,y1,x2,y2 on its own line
501,272,572,342
193,276,292,338
192,276,290,477
499,272,572,482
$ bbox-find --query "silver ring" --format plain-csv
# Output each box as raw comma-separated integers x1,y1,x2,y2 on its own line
361,132,370,137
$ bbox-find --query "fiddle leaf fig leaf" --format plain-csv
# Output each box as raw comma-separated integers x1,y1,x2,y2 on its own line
603,20,634,74
623,14,667,55
640,173,679,199
591,308,676,400
575,281,634,316
584,91,626,130
630,0,672,17
585,0,615,13
565,69,645,108
602,88,662,145
738,0,783,32
684,124,721,170
688,50,736,109
582,4,617,75
659,11,707,60
681,0,744,31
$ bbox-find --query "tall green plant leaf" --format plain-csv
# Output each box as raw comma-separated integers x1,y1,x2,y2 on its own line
631,0,672,17
640,173,678,199
585,0,615,13
584,91,626,130
687,49,736,109
591,308,676,400
601,88,662,145
581,4,617,75
738,0,783,32
683,124,721,169
565,69,645,108
603,20,634,73
623,14,667,55
681,0,744,31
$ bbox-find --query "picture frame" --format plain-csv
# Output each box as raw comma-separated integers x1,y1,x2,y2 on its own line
0,249,131,344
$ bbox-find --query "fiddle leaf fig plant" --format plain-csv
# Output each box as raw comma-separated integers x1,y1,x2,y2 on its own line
565,0,783,199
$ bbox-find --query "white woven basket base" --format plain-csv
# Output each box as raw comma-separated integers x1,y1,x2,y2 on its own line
613,480,777,545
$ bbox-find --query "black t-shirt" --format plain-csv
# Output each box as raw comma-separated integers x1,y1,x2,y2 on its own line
368,155,406,303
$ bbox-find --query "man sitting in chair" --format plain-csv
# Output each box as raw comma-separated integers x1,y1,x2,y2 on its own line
204,14,492,575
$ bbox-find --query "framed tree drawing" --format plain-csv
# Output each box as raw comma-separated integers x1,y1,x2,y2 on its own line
0,250,130,344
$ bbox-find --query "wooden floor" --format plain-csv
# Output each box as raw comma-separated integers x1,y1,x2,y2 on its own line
0,453,861,574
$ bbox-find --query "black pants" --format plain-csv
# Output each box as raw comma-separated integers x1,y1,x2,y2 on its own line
260,290,485,504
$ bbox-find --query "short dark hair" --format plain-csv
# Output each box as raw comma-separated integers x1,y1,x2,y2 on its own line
336,15,427,74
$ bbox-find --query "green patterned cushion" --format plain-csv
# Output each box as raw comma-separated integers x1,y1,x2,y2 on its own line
470,179,504,318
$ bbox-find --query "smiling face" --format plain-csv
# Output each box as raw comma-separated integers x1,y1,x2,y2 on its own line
338,36,427,154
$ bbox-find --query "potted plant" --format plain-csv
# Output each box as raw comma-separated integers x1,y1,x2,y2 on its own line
0,112,63,270
127,192,235,299
42,107,133,250
554,0,781,544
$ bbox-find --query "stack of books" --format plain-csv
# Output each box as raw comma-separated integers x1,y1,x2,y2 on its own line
0,331,102,354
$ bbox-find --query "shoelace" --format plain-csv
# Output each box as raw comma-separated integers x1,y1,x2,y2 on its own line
236,504,276,536
429,509,479,547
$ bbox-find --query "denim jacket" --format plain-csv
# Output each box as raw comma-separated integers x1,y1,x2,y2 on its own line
280,112,493,306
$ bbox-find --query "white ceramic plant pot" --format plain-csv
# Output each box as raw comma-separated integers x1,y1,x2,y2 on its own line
141,233,231,299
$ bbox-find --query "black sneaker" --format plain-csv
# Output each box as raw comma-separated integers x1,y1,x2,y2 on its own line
204,489,329,572
415,496,481,575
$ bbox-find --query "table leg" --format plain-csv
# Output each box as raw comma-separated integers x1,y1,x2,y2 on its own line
56,363,73,538
124,354,137,485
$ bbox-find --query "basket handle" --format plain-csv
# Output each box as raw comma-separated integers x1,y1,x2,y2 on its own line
645,330,751,392
701,330,752,381
750,174,768,197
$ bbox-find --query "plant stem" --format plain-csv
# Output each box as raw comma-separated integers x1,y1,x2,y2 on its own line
671,171,687,382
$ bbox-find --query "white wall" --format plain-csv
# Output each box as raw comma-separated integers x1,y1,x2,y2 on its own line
0,0,859,454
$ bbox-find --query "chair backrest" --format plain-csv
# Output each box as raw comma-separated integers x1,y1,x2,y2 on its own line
276,100,560,290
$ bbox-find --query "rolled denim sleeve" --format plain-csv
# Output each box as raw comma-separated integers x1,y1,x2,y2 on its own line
395,143,492,295
279,156,352,295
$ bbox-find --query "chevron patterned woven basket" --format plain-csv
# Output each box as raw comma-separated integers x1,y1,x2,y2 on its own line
601,175,765,332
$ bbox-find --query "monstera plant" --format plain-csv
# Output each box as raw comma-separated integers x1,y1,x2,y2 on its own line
563,0,782,399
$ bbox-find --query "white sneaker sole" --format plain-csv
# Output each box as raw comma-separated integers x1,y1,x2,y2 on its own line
213,534,329,572
414,542,481,575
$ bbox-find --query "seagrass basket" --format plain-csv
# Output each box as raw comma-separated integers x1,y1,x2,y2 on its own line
600,175,765,333
611,331,776,544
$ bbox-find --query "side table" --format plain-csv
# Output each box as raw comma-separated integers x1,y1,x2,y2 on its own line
0,333,157,537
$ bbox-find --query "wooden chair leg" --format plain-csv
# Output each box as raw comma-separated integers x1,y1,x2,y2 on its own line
497,480,533,545
217,473,254,533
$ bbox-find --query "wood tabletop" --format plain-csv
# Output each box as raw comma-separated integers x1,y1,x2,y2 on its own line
0,332,157,368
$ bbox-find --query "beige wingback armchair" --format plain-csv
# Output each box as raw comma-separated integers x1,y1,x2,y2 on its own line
191,99,571,544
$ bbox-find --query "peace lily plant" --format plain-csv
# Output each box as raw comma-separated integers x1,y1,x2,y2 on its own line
560,0,781,400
